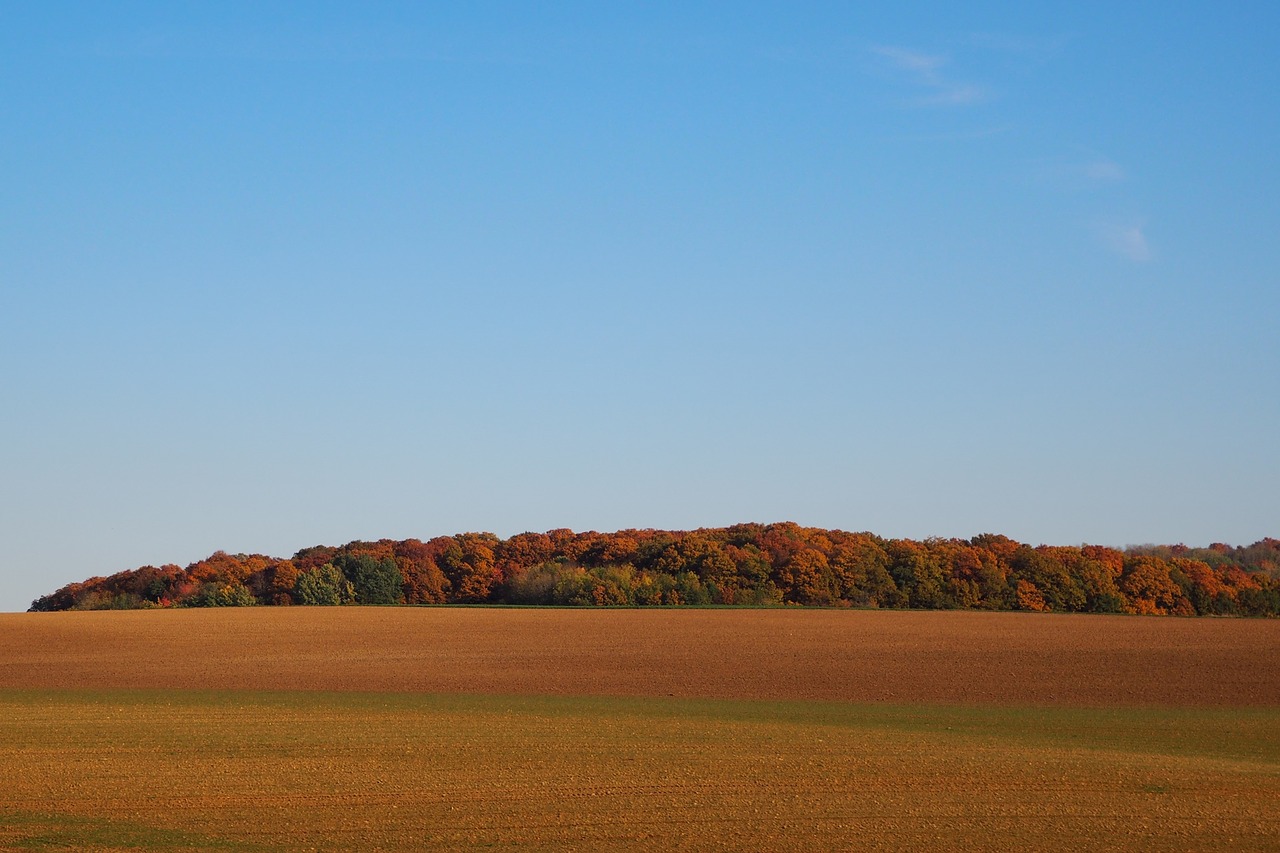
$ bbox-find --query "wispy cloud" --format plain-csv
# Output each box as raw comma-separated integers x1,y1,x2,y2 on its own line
874,46,947,78
1098,220,1153,262
920,83,987,107
1029,153,1128,190
872,45,989,107
1080,158,1125,182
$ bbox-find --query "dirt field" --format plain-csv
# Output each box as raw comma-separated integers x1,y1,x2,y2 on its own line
2,607,1278,705
1,608,1277,851
1,689,1277,852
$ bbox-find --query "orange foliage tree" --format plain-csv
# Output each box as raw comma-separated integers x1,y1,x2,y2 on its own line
28,525,1280,616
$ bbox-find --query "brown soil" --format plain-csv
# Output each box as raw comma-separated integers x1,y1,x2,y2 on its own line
3,608,1276,706
3,690,1276,852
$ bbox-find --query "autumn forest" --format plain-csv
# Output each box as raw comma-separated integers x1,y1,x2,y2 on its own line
27,524,1280,617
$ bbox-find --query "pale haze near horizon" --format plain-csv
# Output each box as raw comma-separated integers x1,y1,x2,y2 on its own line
2,3,1277,612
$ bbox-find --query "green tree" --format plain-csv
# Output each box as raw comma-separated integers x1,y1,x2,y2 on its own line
186,581,257,607
887,540,950,609
1011,547,1085,612
333,554,404,605
296,563,356,606
828,535,907,607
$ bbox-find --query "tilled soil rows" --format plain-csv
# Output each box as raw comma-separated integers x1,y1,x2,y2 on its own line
3,608,1277,706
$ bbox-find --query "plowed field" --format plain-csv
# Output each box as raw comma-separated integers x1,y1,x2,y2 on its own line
1,608,1277,851
3,608,1277,705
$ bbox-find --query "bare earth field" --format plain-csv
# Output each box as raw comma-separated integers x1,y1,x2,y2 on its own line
0,608,1277,851
3,607,1278,705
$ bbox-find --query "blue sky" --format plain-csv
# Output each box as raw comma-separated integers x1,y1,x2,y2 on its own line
2,3,1277,611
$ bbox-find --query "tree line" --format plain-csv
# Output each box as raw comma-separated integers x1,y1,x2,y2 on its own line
28,524,1280,616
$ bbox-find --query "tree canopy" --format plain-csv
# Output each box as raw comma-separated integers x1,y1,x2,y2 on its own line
29,525,1280,617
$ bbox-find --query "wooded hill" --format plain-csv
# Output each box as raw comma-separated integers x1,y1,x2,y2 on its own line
29,524,1280,616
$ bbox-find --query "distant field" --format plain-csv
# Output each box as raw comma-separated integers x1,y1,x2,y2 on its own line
4,607,1278,704
1,609,1277,850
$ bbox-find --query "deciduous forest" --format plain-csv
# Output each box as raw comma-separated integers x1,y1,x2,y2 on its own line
29,525,1280,616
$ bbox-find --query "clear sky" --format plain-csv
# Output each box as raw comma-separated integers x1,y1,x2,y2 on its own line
2,3,1277,611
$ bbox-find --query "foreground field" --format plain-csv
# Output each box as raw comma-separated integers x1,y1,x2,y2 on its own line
1,690,1277,851
1,609,1277,851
